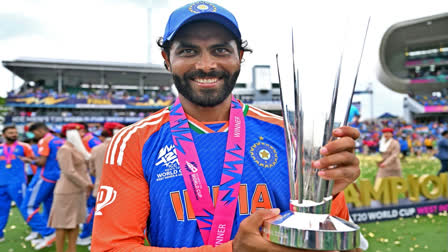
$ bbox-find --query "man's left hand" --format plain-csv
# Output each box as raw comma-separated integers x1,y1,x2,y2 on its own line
312,126,360,195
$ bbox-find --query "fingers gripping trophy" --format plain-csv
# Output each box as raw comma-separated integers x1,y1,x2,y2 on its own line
261,15,370,250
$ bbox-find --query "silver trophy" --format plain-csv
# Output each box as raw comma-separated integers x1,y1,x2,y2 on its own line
261,17,370,250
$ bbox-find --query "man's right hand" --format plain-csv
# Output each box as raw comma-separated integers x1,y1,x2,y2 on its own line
232,209,298,252
86,184,94,199
232,208,339,252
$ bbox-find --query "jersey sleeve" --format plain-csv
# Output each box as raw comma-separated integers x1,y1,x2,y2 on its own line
91,125,233,252
89,138,102,148
22,142,35,158
38,137,50,157
330,192,349,221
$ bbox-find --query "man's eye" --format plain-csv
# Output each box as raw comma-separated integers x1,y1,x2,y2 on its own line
179,49,195,56
215,48,230,54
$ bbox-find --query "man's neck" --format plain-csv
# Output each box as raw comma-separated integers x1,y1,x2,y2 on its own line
5,140,16,145
178,95,232,122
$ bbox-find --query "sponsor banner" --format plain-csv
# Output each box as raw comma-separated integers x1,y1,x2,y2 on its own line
349,199,448,223
12,116,144,124
424,105,448,113
6,95,173,109
75,104,126,109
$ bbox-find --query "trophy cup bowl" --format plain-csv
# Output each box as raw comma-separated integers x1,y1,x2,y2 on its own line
261,15,370,251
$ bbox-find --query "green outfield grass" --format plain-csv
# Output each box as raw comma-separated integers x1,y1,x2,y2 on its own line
0,207,89,252
0,154,446,251
360,214,448,252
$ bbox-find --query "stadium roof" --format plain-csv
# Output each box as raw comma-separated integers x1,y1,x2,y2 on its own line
2,57,173,88
376,13,448,94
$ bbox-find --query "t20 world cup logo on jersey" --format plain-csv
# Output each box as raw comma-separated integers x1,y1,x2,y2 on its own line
156,144,179,168
95,185,117,216
156,144,182,182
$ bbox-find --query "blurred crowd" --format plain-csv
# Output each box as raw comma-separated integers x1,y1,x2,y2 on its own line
349,115,447,158
413,94,448,106
0,121,125,250
7,85,175,104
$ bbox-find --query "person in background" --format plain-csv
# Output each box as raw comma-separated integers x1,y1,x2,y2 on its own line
20,122,65,249
0,124,34,243
348,105,360,125
23,137,38,183
436,130,448,175
424,135,435,156
412,134,423,157
49,123,93,252
377,128,402,181
89,122,125,199
76,122,102,246
80,122,102,153
398,135,409,161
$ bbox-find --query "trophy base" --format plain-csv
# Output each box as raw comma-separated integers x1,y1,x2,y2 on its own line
262,211,360,250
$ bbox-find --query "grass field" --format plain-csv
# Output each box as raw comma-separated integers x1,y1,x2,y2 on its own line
357,154,447,252
0,154,446,251
360,214,447,252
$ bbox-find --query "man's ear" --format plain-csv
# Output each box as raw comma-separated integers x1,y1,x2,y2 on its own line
239,50,244,62
161,51,171,71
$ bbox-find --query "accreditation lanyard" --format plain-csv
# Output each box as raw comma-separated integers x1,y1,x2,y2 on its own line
169,96,246,246
2,142,17,169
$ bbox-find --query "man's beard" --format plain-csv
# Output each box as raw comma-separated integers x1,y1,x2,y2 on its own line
5,136,17,143
173,69,239,107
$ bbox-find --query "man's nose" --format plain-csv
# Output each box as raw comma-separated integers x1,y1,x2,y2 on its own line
195,52,217,72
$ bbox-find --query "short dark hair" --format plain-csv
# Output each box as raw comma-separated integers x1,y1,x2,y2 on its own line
2,124,16,134
79,122,89,132
101,129,113,138
28,122,48,132
442,130,448,137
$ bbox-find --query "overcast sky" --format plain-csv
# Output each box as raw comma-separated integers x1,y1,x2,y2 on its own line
0,0,446,118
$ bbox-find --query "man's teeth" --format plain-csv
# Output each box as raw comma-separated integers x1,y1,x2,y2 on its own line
195,78,218,84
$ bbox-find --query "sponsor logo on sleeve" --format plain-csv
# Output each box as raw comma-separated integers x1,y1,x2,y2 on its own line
95,185,117,216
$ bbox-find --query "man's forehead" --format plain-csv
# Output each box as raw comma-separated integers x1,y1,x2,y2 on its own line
172,21,236,44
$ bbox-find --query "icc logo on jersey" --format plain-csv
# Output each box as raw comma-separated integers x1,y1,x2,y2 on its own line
95,186,117,216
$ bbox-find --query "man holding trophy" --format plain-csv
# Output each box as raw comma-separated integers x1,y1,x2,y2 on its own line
92,1,364,251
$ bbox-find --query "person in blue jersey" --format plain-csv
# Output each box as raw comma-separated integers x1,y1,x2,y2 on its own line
92,1,361,251
21,127,45,243
20,122,65,250
0,124,34,242
436,130,448,175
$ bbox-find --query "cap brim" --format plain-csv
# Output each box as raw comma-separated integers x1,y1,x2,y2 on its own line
165,12,241,43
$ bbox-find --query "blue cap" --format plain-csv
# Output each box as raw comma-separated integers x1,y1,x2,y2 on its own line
162,1,241,44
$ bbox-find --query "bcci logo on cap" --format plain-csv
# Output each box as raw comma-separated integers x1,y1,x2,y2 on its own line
95,185,117,216
189,1,216,13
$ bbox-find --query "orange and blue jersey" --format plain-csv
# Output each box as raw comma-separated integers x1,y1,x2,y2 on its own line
92,104,349,250
83,132,102,153
0,142,34,185
38,133,64,182
0,141,35,238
